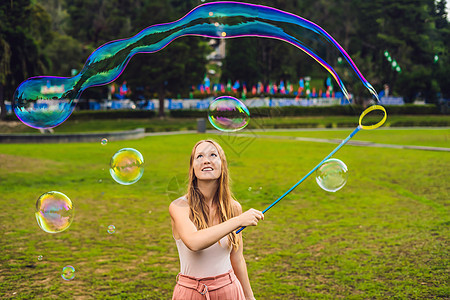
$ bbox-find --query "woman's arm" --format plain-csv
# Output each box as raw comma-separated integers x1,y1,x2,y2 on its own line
169,198,263,252
231,201,256,300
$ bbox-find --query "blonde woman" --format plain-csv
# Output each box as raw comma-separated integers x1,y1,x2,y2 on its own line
170,139,264,300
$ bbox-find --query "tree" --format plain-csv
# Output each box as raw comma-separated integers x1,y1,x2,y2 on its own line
61,0,209,116
433,0,450,98
220,0,328,89
119,0,208,117
0,0,52,120
352,0,446,102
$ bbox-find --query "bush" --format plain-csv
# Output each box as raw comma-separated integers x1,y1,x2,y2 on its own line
169,110,206,118
383,104,440,115
391,120,450,127
169,104,441,119
70,110,156,120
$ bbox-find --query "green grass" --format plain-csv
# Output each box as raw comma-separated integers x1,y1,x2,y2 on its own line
1,114,449,134
252,128,450,148
0,131,448,299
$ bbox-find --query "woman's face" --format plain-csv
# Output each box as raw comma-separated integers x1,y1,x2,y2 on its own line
193,142,222,181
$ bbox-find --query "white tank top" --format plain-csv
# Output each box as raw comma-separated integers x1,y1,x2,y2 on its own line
175,235,232,277
173,196,232,277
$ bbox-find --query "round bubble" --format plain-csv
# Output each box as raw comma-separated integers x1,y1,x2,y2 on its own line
38,255,43,261
110,148,144,185
35,191,74,233
208,96,250,132
61,265,75,281
13,77,78,129
315,158,348,192
107,225,116,234
101,138,108,145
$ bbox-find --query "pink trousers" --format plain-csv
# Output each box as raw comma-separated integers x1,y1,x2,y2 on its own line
172,269,245,300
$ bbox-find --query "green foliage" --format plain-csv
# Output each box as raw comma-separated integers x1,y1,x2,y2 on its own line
1,0,449,120
69,109,156,120
0,0,52,93
220,0,450,103
61,0,210,116
44,33,85,76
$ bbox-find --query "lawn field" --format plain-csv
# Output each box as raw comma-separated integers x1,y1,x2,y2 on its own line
1,114,449,134
252,128,450,148
0,130,448,299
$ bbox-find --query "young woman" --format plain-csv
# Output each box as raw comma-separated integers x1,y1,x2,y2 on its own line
169,139,264,300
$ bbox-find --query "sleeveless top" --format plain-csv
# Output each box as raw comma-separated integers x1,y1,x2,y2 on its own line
175,236,232,277
174,197,233,277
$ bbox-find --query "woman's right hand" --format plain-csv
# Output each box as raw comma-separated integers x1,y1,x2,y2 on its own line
238,209,264,227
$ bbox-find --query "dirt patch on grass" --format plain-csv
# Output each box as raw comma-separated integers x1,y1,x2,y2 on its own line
0,121,33,133
0,153,62,174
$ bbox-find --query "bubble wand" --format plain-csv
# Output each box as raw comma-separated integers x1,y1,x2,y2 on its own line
236,105,387,234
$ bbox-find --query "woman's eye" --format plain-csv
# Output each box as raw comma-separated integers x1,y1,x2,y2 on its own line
197,154,203,159
211,153,217,157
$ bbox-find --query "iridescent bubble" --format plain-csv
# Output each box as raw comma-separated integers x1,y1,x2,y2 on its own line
38,255,43,261
110,148,144,185
61,265,75,281
315,158,348,192
13,77,78,129
101,138,108,145
35,191,74,233
13,2,378,129
107,225,116,234
208,96,250,132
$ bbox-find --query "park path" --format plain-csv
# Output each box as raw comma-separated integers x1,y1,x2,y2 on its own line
144,127,450,152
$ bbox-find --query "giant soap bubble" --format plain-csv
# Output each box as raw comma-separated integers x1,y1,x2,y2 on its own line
13,1,378,129
13,77,78,129
35,191,74,233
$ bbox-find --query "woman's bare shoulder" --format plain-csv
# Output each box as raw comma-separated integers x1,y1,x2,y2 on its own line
169,196,189,211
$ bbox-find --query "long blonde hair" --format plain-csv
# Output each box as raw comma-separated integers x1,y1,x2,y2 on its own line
187,139,240,251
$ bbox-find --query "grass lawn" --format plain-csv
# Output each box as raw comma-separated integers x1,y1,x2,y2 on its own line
252,128,450,148
0,130,448,299
1,114,449,134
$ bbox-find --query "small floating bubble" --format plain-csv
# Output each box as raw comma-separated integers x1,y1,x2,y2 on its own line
107,225,116,234
61,265,75,281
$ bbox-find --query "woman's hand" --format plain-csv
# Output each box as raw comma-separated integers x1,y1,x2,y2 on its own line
238,209,264,227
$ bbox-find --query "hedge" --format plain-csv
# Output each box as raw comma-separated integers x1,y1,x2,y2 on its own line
170,104,441,118
4,104,442,122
